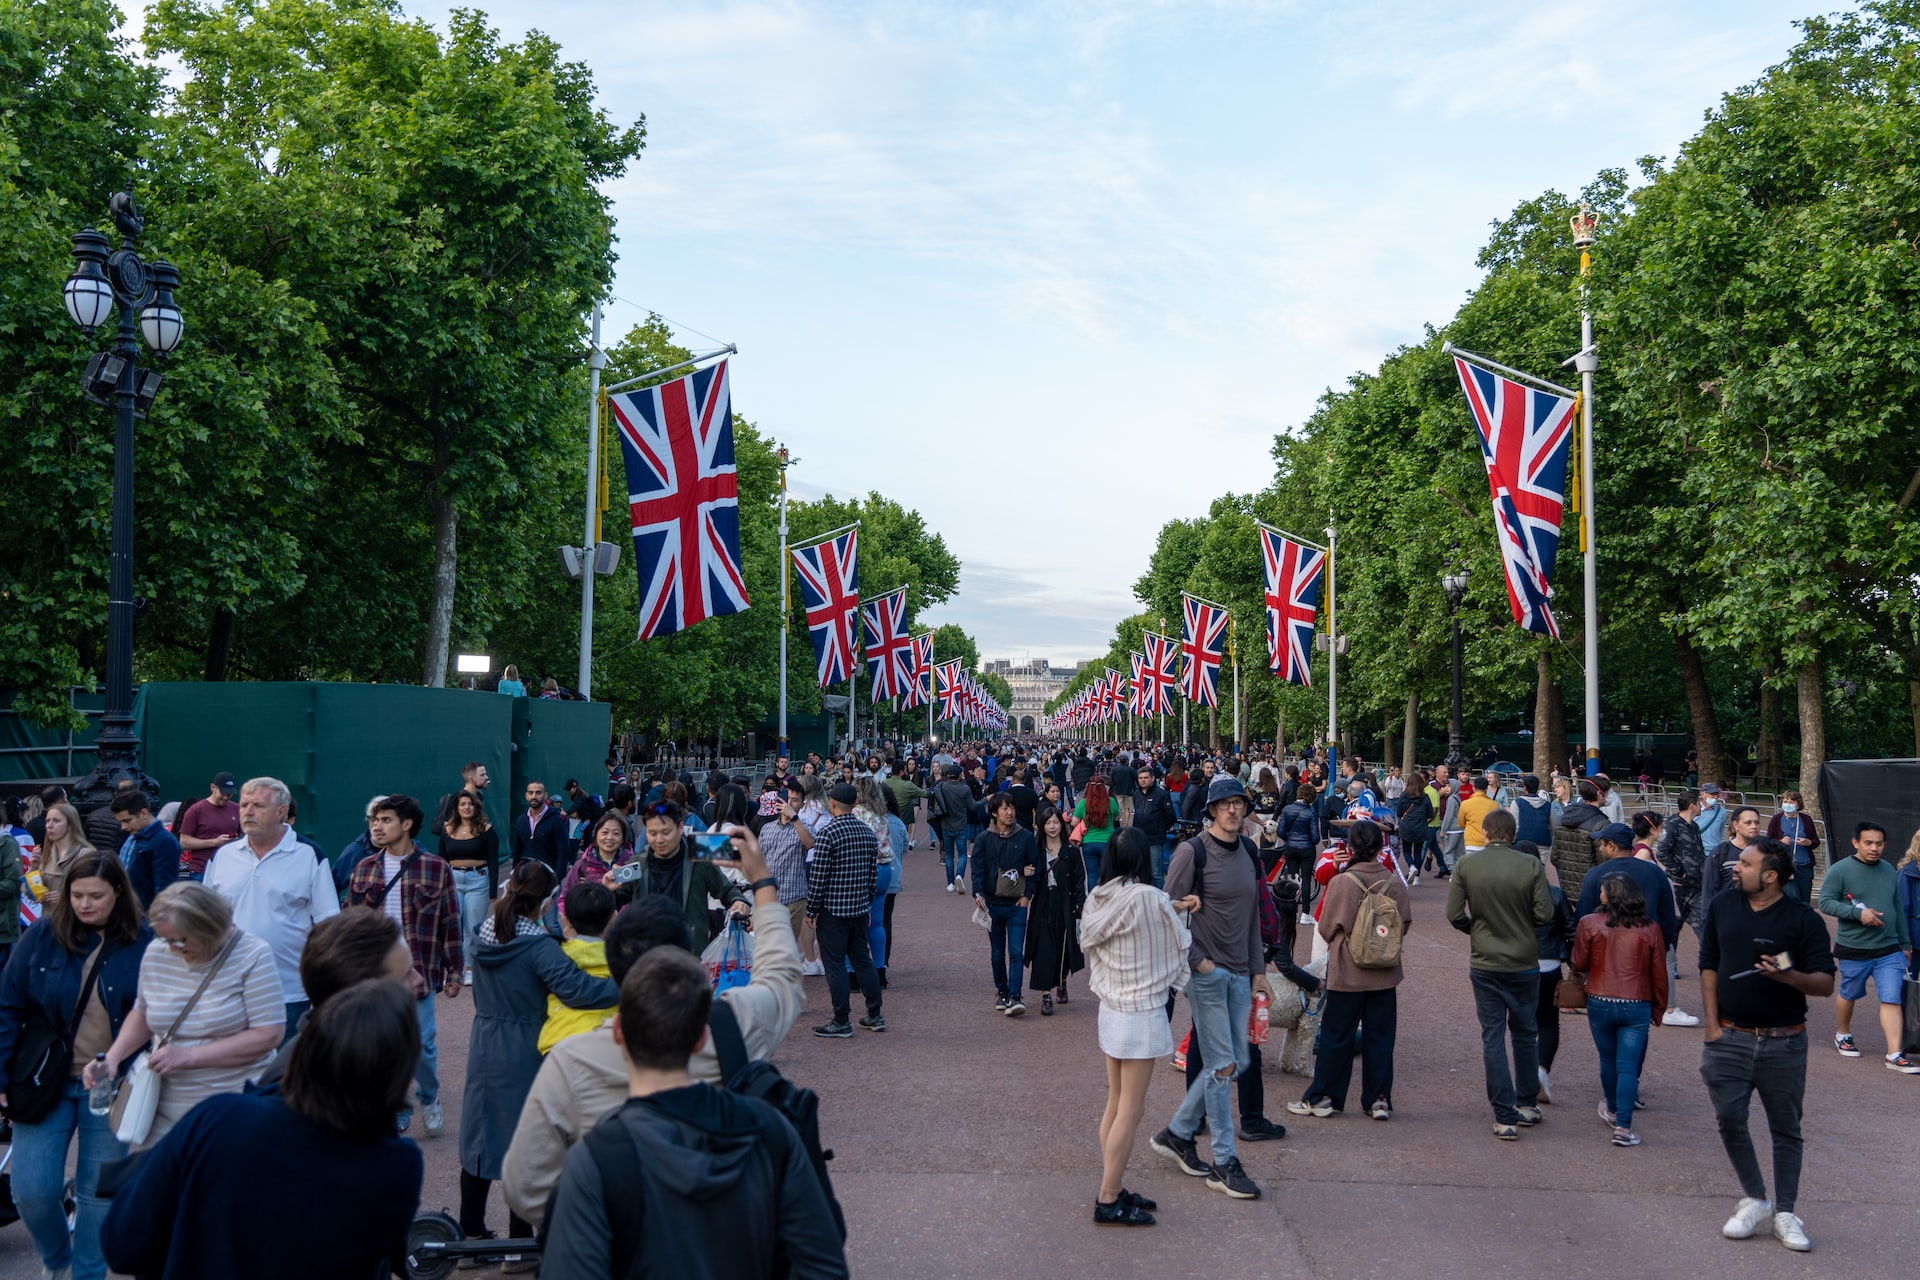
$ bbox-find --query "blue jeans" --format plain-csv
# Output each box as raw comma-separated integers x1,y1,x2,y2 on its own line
1081,844,1104,887
452,867,491,964
1587,996,1650,1127
1172,965,1252,1164
11,1077,126,1280
941,829,970,885
1156,837,1177,887
400,992,441,1122
987,901,1027,1001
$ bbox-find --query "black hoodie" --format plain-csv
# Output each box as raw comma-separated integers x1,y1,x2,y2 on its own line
541,1084,848,1280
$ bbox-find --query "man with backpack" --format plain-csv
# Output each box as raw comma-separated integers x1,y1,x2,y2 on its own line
1150,776,1273,1202
538,945,849,1279
500,827,806,1230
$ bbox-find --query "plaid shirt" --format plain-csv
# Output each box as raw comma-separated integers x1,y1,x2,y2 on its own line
806,813,878,920
346,841,464,990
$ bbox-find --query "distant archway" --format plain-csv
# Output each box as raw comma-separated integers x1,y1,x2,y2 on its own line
1020,715,1036,733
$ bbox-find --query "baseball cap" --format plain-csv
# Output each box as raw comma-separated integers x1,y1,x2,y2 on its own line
828,782,858,806
212,771,237,794
1700,782,1723,794
1596,822,1636,847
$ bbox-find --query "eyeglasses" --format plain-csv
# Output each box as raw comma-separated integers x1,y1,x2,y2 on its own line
162,936,188,952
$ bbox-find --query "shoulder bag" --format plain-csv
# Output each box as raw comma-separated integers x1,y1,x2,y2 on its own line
114,930,243,1146
5,937,118,1124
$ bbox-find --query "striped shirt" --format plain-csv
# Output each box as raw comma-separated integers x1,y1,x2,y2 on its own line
1080,880,1191,1013
134,929,284,1143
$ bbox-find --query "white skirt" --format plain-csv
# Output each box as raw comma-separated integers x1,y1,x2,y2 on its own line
1099,1002,1174,1061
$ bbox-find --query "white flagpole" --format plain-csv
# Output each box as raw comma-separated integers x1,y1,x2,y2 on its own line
1326,513,1338,759
577,302,604,699
1572,205,1602,777
1231,622,1241,750
777,451,789,756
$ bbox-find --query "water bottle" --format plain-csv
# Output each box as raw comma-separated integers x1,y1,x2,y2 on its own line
87,1053,113,1116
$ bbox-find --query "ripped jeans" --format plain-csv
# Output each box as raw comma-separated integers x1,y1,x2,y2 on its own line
1169,964,1251,1164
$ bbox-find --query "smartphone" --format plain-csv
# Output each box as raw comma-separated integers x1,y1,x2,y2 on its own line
688,831,737,859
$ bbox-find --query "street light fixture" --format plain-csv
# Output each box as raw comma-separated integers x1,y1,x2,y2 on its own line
1442,569,1471,772
62,189,184,810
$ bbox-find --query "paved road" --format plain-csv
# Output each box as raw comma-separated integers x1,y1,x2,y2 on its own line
5,819,1915,1278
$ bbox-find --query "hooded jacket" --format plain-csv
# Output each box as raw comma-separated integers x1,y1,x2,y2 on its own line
539,1085,849,1280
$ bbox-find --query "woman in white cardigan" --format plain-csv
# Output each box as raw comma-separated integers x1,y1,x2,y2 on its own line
1079,827,1199,1227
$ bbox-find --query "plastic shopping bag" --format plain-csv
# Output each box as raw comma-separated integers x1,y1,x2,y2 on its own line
703,919,754,992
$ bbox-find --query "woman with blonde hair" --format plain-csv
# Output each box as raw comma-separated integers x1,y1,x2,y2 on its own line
854,776,897,971
86,882,285,1148
35,800,94,901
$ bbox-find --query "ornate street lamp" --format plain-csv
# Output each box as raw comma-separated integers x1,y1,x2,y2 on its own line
63,190,184,809
1442,568,1471,772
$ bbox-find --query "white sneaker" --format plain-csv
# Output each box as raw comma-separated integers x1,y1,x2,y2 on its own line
801,960,825,977
1772,1211,1810,1251
1663,1007,1701,1027
422,1102,444,1137
1722,1196,1773,1239
1299,912,1315,925
463,968,473,987
946,881,957,893
1537,1067,1553,1104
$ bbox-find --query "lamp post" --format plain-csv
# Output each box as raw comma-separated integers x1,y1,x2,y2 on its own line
62,190,184,808
1442,569,1470,772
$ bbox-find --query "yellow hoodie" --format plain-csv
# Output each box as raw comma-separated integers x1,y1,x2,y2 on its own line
537,937,615,1055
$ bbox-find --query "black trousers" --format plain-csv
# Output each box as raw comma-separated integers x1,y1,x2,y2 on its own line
816,912,882,1024
459,1170,530,1241
1536,968,1562,1071
1304,987,1397,1111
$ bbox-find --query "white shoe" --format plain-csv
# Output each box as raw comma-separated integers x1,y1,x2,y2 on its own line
463,968,473,986
801,960,825,977
422,1102,444,1137
1410,873,1420,886
1772,1211,1810,1251
1536,1067,1553,1104
946,881,957,893
1663,1007,1701,1027
1722,1196,1773,1239
1299,912,1315,925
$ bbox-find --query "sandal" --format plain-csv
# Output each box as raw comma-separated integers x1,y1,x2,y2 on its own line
1093,1197,1156,1226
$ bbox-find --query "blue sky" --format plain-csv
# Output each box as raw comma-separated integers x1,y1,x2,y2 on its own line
145,0,1834,664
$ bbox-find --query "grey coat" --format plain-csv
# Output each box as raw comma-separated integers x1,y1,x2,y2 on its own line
461,928,619,1180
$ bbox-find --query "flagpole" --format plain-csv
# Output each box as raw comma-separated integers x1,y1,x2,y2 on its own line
777,448,790,757
1326,512,1338,759
577,302,605,699
1231,621,1241,750
1571,203,1602,777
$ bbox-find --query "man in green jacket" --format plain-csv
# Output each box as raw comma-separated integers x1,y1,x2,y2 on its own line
1818,821,1916,1071
1445,808,1553,1140
612,801,747,949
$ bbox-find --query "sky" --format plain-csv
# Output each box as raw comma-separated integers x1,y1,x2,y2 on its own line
142,0,1834,665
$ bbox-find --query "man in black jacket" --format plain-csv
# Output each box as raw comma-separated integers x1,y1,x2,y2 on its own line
1130,765,1177,885
511,780,571,874
971,793,1039,1016
540,947,849,1280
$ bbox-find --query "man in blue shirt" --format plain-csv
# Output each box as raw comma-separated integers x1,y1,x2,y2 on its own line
110,790,182,907
1694,783,1728,850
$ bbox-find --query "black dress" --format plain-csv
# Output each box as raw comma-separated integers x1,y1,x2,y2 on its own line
1025,846,1086,993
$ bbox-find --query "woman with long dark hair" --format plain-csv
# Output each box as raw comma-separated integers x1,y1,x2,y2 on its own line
439,788,499,983
0,852,151,1280
1080,828,1198,1226
460,860,618,1260
563,811,635,897
1570,872,1667,1148
1026,804,1086,1014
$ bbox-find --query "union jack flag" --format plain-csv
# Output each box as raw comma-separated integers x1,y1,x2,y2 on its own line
936,659,965,720
1260,527,1326,686
1452,355,1576,637
900,632,934,710
1096,668,1119,722
1139,632,1176,716
1129,651,1146,717
1179,594,1228,707
791,528,859,687
861,588,912,701
609,361,749,638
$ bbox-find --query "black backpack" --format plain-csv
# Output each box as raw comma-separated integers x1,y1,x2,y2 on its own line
563,999,846,1278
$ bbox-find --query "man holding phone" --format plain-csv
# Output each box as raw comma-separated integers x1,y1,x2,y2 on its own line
608,801,747,949
1698,839,1836,1254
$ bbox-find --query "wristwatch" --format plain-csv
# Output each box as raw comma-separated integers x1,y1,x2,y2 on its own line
748,876,778,895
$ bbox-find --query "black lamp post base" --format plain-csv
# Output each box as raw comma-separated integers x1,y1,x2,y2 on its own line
70,732,156,816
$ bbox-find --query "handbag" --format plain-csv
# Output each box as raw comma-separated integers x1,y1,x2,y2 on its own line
1553,970,1588,1011
114,931,242,1147
993,866,1027,901
6,938,118,1124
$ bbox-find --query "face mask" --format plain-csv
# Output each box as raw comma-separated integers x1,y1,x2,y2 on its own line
1781,802,1798,814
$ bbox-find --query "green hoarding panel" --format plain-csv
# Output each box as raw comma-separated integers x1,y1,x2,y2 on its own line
511,698,613,810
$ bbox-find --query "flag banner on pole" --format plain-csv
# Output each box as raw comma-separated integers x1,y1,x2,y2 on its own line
1140,632,1177,716
791,526,859,687
901,633,933,710
1129,652,1147,717
936,660,965,721
860,588,912,702
609,360,748,638
1095,668,1116,722
1259,525,1326,686
1179,594,1228,708
1451,354,1577,637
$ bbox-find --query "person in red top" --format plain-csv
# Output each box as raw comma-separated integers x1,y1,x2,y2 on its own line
174,772,242,880
346,794,462,1139
1570,872,1669,1148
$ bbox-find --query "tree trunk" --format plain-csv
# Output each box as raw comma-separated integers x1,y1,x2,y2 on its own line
1401,691,1419,778
1546,663,1567,778
1911,676,1920,760
1673,629,1733,785
1756,654,1784,790
422,491,458,688
203,608,235,682
1207,705,1218,751
1796,654,1825,818
1531,650,1558,778
1276,707,1285,756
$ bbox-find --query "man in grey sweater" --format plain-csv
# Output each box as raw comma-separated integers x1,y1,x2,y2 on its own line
1150,777,1272,1202
1445,807,1553,1140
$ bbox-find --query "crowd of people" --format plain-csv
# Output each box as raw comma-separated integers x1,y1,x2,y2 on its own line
0,732,1904,1273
